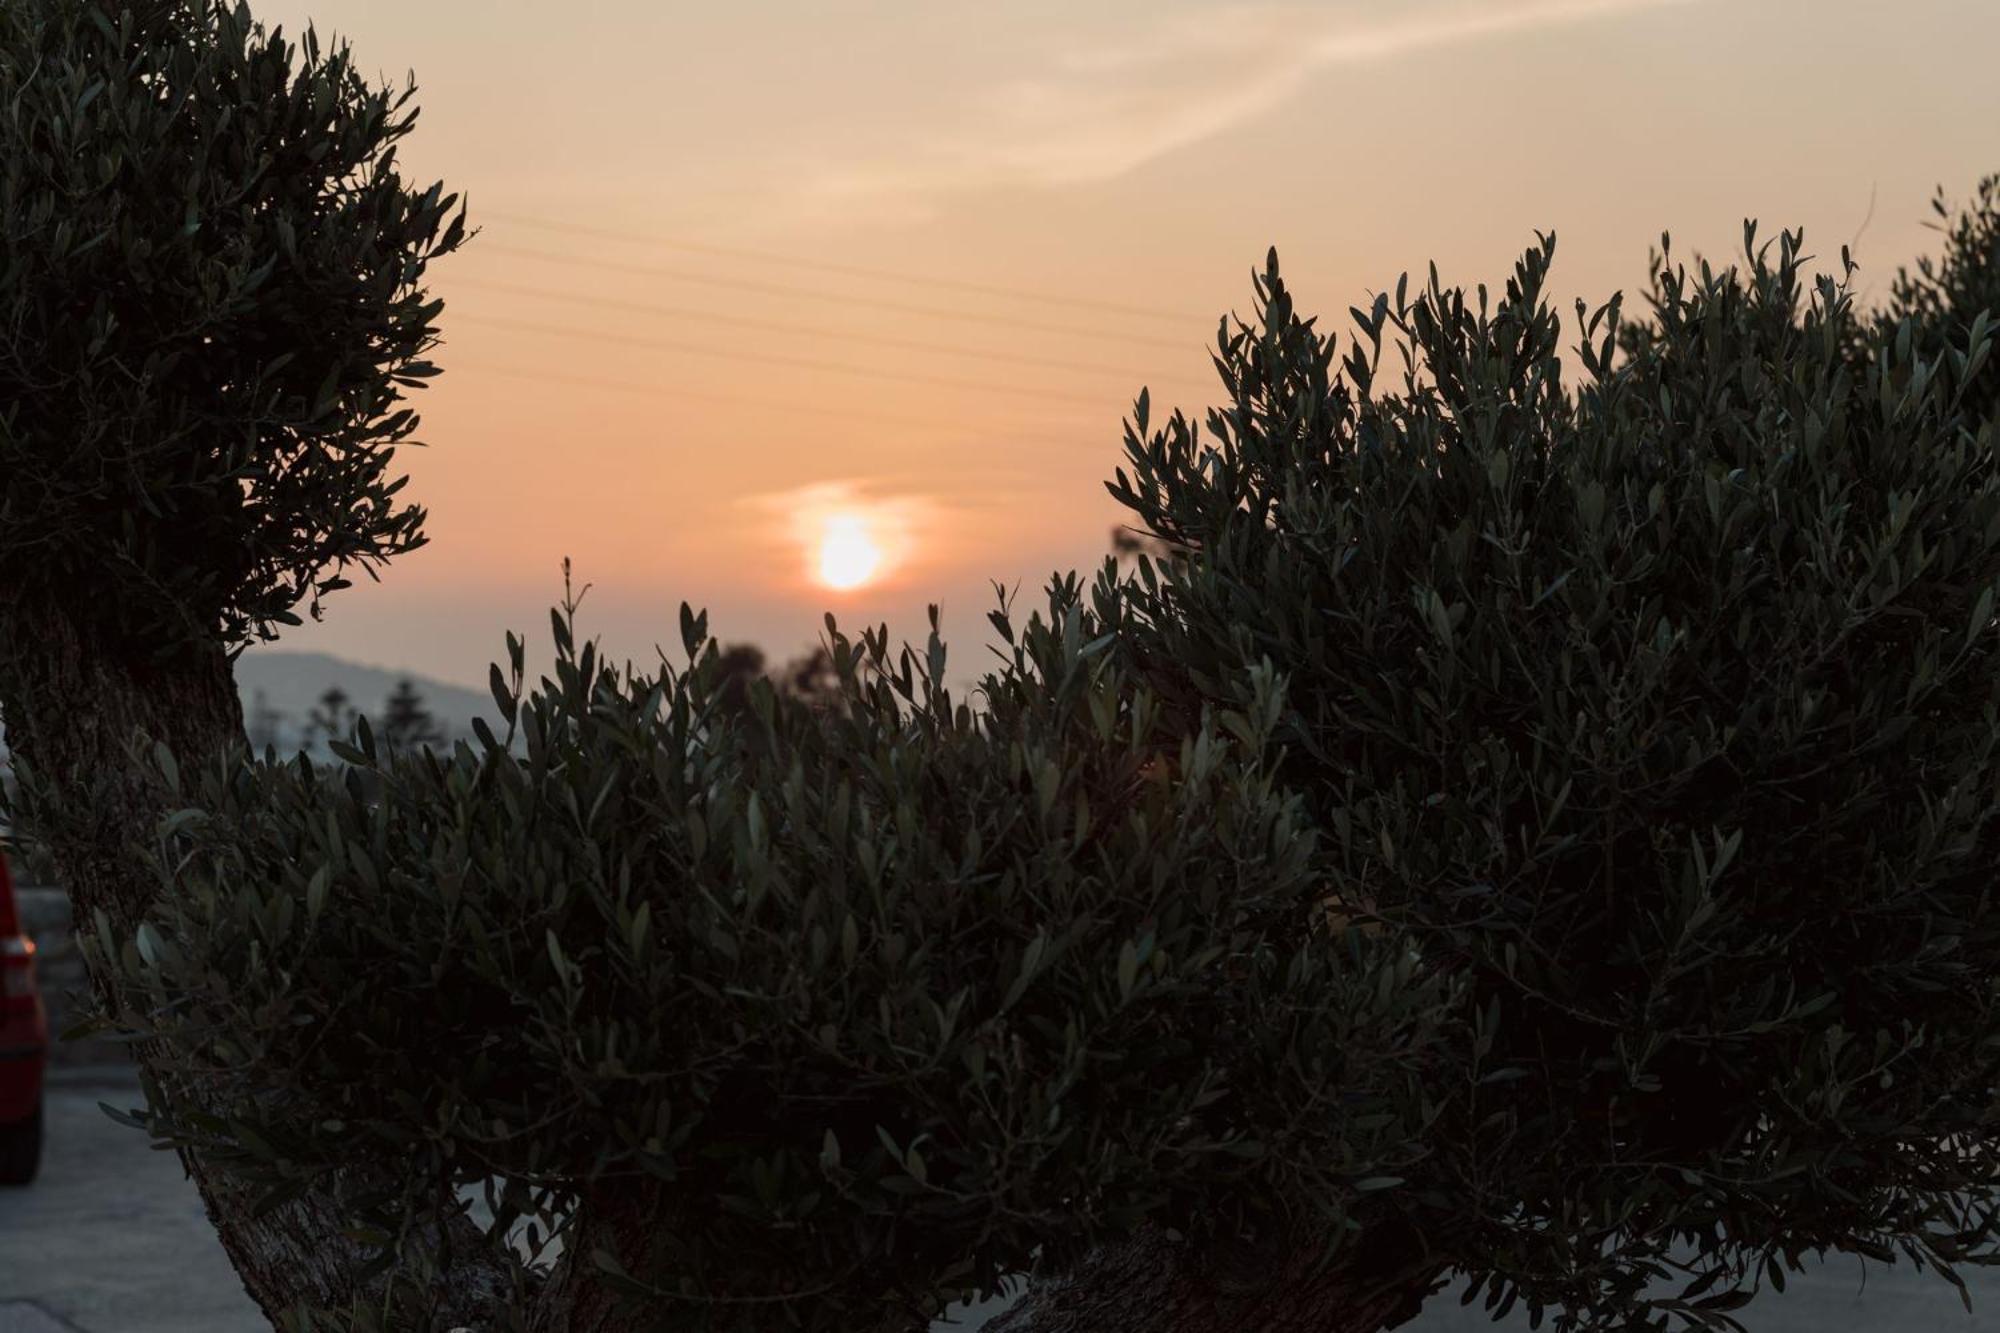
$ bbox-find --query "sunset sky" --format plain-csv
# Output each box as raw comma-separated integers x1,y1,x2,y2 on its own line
248,0,2000,691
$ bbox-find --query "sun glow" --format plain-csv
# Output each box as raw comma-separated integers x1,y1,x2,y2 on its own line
815,513,884,590
769,482,927,594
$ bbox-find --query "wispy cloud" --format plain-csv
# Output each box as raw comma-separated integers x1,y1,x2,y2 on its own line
788,0,1696,224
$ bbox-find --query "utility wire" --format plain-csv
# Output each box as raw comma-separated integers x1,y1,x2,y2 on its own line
476,243,1200,353
480,209,1201,325
450,318,1138,408
449,276,1198,389
450,361,1108,433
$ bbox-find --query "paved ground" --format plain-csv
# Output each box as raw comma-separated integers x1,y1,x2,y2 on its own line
0,1304,81,1333
6,1068,2000,1330
0,1070,255,1333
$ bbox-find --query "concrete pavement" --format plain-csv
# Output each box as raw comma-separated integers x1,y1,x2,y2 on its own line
5,1068,2000,1330
0,1304,83,1333
0,1070,257,1333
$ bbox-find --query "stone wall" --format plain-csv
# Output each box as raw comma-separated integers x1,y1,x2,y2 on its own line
17,886,128,1067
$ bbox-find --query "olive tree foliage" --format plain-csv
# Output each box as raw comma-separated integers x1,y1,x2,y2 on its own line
0,0,465,654
0,4,510,1326
1875,173,2000,421
95,597,1452,1331
1089,206,2000,1327
72,170,2000,1332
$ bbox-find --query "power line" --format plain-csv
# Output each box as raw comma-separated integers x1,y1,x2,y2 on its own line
476,243,1201,353
479,209,1202,325
448,361,1109,434
448,276,1199,389
453,313,1149,408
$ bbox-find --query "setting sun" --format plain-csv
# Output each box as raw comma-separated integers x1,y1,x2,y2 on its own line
815,514,884,590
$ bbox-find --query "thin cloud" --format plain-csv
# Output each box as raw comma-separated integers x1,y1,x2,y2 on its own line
790,0,1697,224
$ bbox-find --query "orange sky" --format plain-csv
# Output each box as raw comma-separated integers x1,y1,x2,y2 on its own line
247,0,2000,690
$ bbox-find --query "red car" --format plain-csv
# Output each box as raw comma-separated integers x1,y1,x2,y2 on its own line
0,851,46,1184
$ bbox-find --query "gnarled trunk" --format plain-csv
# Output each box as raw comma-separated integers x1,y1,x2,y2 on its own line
985,1223,1450,1333
523,1181,859,1333
526,1194,1448,1333
0,597,517,1329
524,1183,648,1333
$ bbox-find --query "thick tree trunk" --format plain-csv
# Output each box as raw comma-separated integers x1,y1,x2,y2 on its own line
984,1222,1450,1333
523,1182,785,1333
526,1192,1448,1333
522,1179,922,1333
524,1184,640,1333
0,597,517,1329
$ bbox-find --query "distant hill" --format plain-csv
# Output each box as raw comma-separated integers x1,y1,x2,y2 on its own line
234,651,498,752
1,651,496,763
1,654,499,865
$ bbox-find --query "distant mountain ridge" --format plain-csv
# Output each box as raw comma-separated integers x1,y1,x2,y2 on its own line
0,652,494,762
234,650,497,751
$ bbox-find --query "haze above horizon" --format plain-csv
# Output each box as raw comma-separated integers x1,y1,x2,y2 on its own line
246,0,2000,690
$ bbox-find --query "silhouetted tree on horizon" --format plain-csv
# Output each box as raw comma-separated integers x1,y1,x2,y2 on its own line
245,689,285,754
380,678,445,754
304,686,356,755
711,641,855,716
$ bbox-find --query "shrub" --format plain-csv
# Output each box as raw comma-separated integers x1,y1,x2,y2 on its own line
97,595,1452,1331
1095,215,2000,1327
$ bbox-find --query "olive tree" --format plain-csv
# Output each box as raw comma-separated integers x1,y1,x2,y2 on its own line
13,0,2000,1326
93,178,2000,1333
0,0,507,1323
1013,207,2000,1326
